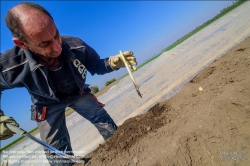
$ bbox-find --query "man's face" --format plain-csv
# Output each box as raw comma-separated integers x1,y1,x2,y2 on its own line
22,15,62,59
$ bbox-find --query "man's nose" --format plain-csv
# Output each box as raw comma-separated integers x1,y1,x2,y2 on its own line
52,39,62,52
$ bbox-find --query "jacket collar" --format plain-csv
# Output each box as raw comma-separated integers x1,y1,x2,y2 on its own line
24,42,75,72
24,49,43,72
61,42,76,59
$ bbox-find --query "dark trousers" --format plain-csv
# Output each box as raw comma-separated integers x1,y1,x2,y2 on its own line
36,93,117,165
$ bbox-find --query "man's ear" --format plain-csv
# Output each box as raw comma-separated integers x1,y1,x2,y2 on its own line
12,38,29,49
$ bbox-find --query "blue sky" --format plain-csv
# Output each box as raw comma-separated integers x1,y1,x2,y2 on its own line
0,1,235,147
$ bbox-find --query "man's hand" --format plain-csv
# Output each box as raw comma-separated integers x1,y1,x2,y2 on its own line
0,110,19,140
109,51,137,70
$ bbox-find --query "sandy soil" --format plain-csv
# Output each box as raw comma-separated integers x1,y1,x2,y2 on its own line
74,36,250,166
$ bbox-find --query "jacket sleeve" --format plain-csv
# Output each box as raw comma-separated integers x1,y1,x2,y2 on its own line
0,72,12,91
62,36,116,75
0,72,12,110
81,41,116,76
0,72,12,95
0,69,12,114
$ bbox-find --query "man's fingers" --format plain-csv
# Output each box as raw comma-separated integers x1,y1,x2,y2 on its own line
122,51,136,63
132,66,137,71
125,57,137,64
127,64,137,71
129,65,133,70
125,54,137,70
123,51,133,56
125,56,136,61
110,51,137,70
128,60,137,65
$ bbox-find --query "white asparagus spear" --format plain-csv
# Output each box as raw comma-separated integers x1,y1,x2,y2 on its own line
119,51,142,98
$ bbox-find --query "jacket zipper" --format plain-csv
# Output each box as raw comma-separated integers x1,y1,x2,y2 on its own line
2,60,28,73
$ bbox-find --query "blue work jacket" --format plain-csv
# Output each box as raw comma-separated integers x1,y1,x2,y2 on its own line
0,36,115,106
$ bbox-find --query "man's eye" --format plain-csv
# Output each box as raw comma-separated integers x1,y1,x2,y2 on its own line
40,42,49,47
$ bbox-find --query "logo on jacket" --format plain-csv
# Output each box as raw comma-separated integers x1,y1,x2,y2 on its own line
72,58,87,79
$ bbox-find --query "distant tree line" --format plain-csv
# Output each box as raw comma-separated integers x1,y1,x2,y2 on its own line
105,78,116,86
89,78,116,94
221,0,245,13
90,85,99,94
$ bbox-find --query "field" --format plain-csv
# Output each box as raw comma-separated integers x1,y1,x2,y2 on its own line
77,34,250,166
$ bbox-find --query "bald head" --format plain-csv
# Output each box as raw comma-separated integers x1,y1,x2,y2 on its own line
5,2,54,42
